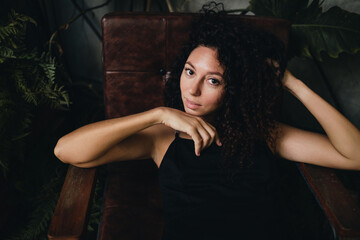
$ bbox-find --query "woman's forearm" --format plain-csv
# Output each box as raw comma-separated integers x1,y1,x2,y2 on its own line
54,107,162,164
286,75,360,161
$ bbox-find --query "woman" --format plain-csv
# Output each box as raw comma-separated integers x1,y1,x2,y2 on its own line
54,13,360,239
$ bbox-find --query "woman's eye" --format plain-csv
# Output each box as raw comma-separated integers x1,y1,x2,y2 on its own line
185,68,194,76
208,78,220,85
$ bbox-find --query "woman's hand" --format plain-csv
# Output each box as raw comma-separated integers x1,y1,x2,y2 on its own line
282,69,298,90
281,69,305,100
158,107,222,156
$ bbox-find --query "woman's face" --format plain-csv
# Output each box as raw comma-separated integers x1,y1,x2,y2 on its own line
180,46,225,120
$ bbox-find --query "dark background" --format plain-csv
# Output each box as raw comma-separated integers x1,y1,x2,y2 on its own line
0,0,359,239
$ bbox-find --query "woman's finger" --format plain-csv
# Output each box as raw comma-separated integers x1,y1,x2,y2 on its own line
196,125,211,150
190,130,203,156
197,118,219,148
201,126,216,148
215,131,222,146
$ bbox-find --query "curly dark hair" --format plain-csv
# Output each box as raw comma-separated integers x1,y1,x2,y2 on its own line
164,12,287,173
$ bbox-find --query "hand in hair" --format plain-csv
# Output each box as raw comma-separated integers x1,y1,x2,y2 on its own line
281,70,302,98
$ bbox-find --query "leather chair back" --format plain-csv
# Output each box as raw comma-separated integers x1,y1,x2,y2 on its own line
100,12,290,240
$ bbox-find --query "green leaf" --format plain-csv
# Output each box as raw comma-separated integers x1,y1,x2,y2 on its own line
249,0,360,61
249,0,313,22
291,6,360,60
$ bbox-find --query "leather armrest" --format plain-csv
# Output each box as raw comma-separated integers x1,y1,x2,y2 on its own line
48,165,97,240
297,163,360,239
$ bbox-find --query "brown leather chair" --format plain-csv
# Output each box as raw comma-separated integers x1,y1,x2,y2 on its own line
48,12,360,240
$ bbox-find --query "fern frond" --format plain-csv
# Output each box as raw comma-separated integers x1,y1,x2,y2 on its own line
0,9,36,53
13,70,38,105
0,10,71,238
39,62,56,84
0,46,15,63
0,24,21,43
9,9,37,26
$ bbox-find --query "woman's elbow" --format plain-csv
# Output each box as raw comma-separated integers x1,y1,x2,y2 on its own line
54,139,80,165
54,138,97,168
54,138,70,164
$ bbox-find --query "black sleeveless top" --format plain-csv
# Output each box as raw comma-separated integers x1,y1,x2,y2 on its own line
158,133,288,240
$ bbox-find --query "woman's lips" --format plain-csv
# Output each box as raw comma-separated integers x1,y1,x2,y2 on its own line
184,97,201,110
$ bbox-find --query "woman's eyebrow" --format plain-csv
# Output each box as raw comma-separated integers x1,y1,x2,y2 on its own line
185,61,196,69
208,71,223,78
185,61,223,78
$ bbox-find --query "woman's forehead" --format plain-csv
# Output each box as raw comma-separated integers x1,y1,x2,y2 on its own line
186,46,224,74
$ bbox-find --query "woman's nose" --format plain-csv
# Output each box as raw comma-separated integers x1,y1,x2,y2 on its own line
189,79,202,96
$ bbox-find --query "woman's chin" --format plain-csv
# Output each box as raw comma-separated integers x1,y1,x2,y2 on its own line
184,108,216,122
184,107,203,116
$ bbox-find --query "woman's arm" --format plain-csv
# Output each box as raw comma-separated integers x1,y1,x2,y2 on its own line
275,70,360,170
54,107,221,168
54,108,161,167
